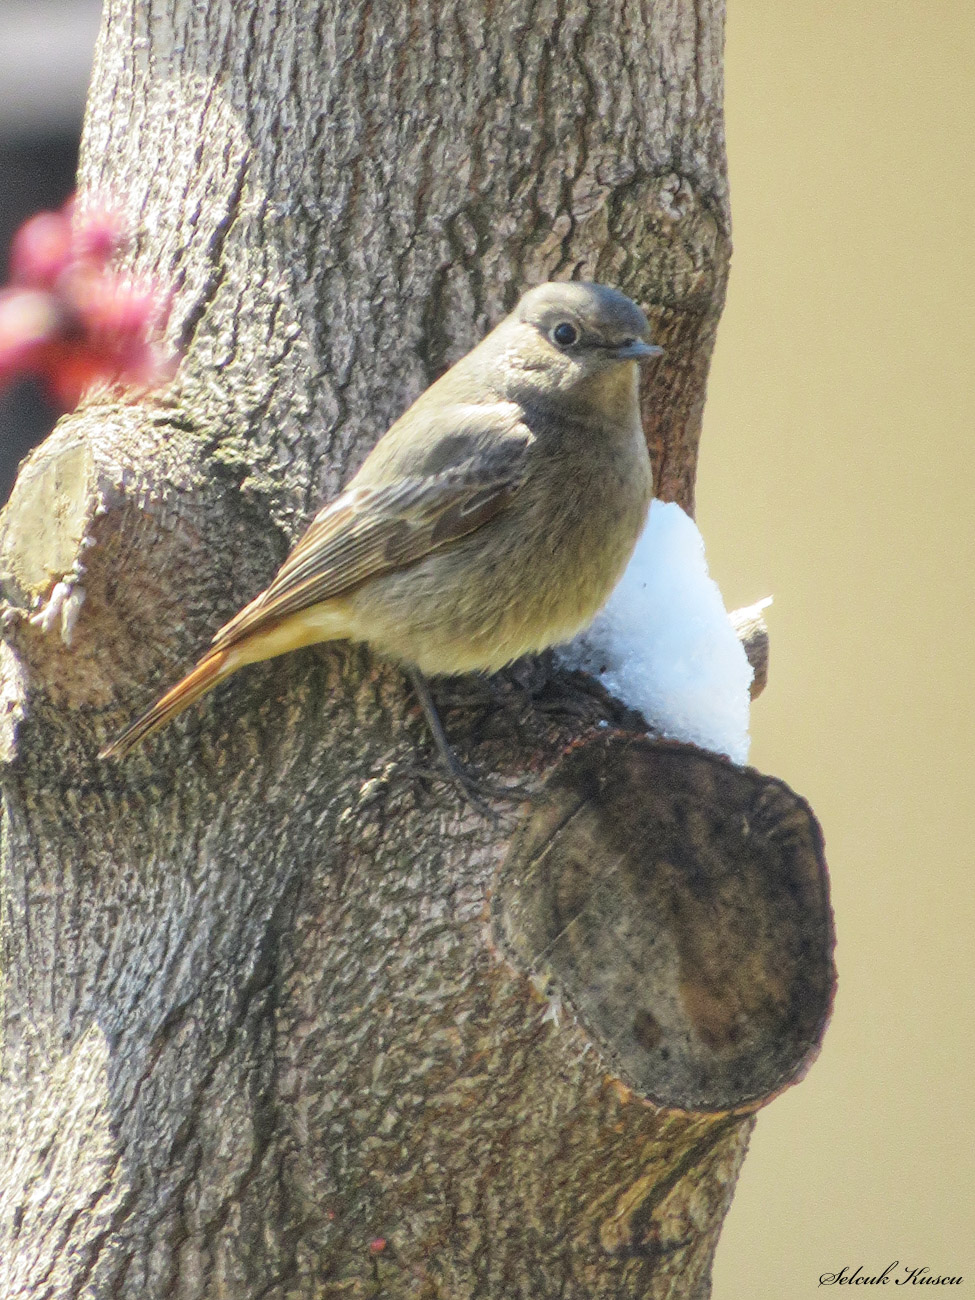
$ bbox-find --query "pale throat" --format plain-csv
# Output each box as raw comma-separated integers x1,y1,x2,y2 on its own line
563,362,642,429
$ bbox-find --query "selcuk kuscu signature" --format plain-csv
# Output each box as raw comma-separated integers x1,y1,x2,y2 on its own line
820,1264,963,1287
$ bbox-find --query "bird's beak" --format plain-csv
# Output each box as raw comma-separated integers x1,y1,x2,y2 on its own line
612,339,664,362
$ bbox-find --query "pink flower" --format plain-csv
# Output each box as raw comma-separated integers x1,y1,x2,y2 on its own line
0,195,176,409
0,289,61,378
9,210,75,290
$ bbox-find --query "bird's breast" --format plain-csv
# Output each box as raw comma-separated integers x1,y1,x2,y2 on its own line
350,423,651,675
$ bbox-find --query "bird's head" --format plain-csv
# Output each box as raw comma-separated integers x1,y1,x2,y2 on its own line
498,281,659,397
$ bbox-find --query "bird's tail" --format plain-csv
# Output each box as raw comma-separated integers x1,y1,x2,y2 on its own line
99,648,237,761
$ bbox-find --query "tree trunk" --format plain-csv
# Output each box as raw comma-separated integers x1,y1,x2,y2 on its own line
0,1,834,1297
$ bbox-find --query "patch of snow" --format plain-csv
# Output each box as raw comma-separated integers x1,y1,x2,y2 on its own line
559,499,755,764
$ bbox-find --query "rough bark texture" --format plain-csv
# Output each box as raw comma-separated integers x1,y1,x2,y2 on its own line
0,2,824,1297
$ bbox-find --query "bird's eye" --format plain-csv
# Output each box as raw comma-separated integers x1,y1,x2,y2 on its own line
551,321,579,347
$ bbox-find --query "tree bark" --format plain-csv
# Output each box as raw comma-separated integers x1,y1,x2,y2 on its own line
0,2,832,1297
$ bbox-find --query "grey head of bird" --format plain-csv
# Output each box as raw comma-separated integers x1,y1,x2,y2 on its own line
481,281,663,410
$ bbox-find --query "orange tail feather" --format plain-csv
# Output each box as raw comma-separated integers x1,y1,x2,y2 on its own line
99,648,237,760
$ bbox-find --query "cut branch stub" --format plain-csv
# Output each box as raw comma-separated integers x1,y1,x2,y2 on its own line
492,734,835,1113
729,598,772,700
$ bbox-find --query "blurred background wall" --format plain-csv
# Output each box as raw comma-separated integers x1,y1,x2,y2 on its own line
704,2,974,1294
0,0,970,1293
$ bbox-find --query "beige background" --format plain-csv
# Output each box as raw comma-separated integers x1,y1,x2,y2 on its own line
701,3,975,1294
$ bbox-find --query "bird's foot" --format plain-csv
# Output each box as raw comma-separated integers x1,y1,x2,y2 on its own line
406,667,534,818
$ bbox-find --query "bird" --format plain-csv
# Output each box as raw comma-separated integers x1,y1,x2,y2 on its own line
100,281,662,780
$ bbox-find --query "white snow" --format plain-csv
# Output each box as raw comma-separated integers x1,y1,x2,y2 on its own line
558,499,756,764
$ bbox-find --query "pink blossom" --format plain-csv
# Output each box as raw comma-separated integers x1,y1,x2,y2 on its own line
9,210,74,290
0,195,176,409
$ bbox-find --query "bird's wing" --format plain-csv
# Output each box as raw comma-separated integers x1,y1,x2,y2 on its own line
210,426,533,652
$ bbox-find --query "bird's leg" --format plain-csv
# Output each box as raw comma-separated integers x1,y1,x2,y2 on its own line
405,666,527,814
